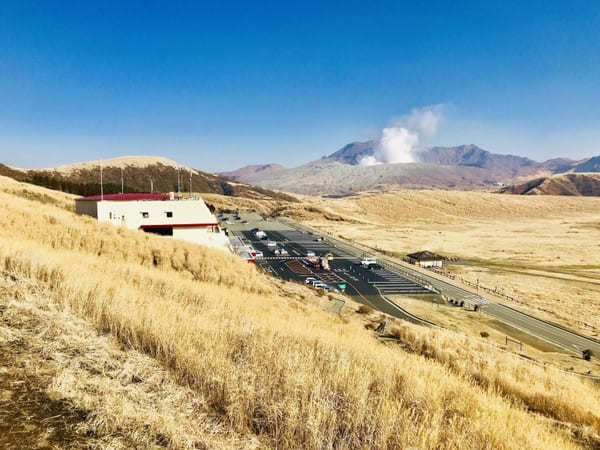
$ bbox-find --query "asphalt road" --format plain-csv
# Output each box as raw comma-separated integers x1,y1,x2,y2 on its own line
225,214,434,325
225,213,600,359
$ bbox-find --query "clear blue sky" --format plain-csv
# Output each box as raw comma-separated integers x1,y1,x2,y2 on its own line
1,1,599,171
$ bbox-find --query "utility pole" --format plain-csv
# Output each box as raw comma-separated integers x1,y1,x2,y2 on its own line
100,163,104,201
120,168,124,194
150,178,153,193
189,170,192,196
176,167,181,195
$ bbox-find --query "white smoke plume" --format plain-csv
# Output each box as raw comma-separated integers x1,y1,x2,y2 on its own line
359,105,444,166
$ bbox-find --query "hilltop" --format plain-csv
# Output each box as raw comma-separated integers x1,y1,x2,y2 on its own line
42,155,197,174
1,175,599,448
225,142,599,195
500,173,600,196
220,163,286,180
0,156,297,202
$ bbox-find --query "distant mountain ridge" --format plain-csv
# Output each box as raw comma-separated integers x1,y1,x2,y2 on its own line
327,141,376,165
220,163,285,181
327,141,578,173
223,141,599,195
416,145,537,171
1,156,297,202
574,156,600,172
499,173,600,196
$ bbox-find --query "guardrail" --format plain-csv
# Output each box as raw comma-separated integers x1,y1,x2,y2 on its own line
278,217,600,376
281,218,440,294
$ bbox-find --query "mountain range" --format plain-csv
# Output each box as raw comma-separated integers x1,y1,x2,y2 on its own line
0,156,297,202
222,142,599,195
498,173,600,196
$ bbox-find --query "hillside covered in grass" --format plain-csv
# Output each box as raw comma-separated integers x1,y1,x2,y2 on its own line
1,176,599,448
0,157,297,202
207,188,600,341
500,173,600,196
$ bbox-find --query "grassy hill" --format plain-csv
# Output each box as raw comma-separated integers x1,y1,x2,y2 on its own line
1,176,599,448
500,173,600,196
0,157,297,202
202,189,600,344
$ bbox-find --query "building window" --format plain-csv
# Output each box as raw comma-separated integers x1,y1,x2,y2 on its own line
141,212,149,218
109,212,112,219
166,211,173,218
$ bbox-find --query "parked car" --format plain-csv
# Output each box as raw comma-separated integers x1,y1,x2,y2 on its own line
305,277,317,284
360,256,377,267
274,247,288,256
306,251,316,257
314,237,324,242
367,263,383,270
267,241,277,247
254,250,263,258
241,220,248,224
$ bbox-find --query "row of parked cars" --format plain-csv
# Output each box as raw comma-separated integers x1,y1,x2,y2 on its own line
218,213,247,225
251,228,289,256
304,277,339,293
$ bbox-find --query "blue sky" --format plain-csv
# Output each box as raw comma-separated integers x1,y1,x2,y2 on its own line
1,1,599,171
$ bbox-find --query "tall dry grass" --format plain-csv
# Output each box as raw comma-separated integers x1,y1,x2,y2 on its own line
1,176,600,448
290,190,600,336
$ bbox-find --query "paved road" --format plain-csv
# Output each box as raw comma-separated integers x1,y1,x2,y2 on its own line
225,213,600,359
225,214,434,325
279,218,600,360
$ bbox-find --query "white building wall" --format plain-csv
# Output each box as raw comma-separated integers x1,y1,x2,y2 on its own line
75,198,230,252
93,199,216,230
419,260,443,268
172,227,230,249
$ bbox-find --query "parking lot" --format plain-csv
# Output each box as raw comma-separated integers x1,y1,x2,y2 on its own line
223,213,434,324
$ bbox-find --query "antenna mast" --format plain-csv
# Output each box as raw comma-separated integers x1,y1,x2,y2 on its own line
120,168,124,194
189,170,192,196
176,166,181,195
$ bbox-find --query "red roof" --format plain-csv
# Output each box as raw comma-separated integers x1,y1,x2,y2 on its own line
77,193,170,202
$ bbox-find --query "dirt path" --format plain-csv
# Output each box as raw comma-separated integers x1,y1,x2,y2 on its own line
0,304,93,449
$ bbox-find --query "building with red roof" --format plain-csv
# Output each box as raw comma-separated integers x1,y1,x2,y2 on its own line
75,192,230,252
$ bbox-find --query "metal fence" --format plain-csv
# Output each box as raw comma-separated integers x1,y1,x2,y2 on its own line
278,217,600,380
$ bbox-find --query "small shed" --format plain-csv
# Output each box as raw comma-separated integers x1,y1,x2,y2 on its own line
406,251,444,268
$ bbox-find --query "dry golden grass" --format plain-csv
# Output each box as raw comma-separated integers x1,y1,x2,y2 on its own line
291,190,600,337
202,192,285,217
1,176,600,448
386,295,600,376
0,274,256,449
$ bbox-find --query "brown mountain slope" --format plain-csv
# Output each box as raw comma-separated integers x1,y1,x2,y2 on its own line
220,163,285,180
1,157,297,202
1,175,600,448
500,173,600,196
